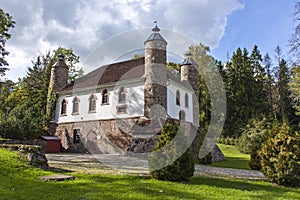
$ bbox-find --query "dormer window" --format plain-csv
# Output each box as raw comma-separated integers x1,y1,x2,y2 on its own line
72,97,80,114
61,99,68,116
118,87,126,103
102,89,109,105
176,90,180,106
89,94,97,112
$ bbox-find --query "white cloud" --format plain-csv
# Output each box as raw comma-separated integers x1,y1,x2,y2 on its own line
0,0,244,81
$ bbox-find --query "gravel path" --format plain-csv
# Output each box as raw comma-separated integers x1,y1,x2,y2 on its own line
46,153,265,180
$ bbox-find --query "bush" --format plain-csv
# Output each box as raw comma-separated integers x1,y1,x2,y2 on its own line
217,136,237,146
235,117,271,170
236,117,271,154
260,122,300,187
249,149,261,170
149,122,195,182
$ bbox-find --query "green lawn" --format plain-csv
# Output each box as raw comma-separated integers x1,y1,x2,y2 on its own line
1,148,300,199
210,144,251,170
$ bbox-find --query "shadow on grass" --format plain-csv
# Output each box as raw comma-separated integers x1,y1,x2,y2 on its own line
189,176,300,198
1,171,300,200
210,156,251,170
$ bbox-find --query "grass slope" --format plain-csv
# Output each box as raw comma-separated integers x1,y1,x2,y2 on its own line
0,148,299,199
210,144,251,170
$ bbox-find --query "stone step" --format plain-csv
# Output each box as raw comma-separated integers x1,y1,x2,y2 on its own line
39,174,75,181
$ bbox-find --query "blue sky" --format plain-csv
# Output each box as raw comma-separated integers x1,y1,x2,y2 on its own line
0,0,297,82
211,0,296,61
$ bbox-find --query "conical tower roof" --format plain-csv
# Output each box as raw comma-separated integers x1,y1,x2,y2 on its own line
182,52,198,66
144,24,167,44
52,54,68,69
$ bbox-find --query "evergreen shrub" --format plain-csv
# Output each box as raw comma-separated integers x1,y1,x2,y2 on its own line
149,122,195,182
236,117,271,170
260,122,300,187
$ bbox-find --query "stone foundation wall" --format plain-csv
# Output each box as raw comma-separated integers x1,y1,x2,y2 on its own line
52,117,201,159
53,118,140,154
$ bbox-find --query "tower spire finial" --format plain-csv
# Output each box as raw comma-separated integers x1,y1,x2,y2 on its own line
152,21,160,32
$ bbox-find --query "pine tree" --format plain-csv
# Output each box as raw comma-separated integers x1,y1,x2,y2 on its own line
274,46,295,120
263,53,276,119
289,66,300,116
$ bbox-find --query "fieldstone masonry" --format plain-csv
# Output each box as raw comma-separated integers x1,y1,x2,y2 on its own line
144,28,167,118
48,55,69,92
55,118,138,154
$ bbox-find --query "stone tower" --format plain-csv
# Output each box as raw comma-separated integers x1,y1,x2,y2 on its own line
144,25,167,118
49,54,69,92
181,53,199,126
47,54,69,122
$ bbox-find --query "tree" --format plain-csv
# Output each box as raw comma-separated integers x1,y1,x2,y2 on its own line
188,43,216,129
5,52,53,138
53,47,82,83
0,9,15,77
289,1,300,64
223,45,272,137
274,46,295,121
2,47,82,139
263,54,276,118
289,66,300,116
188,43,219,162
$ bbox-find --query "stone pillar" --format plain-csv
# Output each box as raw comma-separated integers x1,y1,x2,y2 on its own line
181,53,199,126
144,25,167,118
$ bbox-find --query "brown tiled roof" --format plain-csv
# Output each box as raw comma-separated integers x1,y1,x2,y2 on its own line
62,57,145,92
61,57,193,92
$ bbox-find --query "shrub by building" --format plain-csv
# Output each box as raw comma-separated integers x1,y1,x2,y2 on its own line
149,122,195,182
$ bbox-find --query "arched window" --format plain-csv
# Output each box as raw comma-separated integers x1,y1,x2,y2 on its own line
179,110,186,121
176,90,180,106
185,93,189,108
118,87,126,103
61,99,68,115
89,94,97,112
102,89,109,104
72,97,80,114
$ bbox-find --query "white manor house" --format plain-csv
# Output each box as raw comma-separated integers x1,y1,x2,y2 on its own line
48,25,199,154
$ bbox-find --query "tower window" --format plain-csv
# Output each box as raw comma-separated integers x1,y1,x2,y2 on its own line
176,90,180,106
185,93,189,108
102,89,109,104
61,99,68,115
73,129,80,144
179,110,186,121
72,97,80,114
89,94,97,112
118,87,126,103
